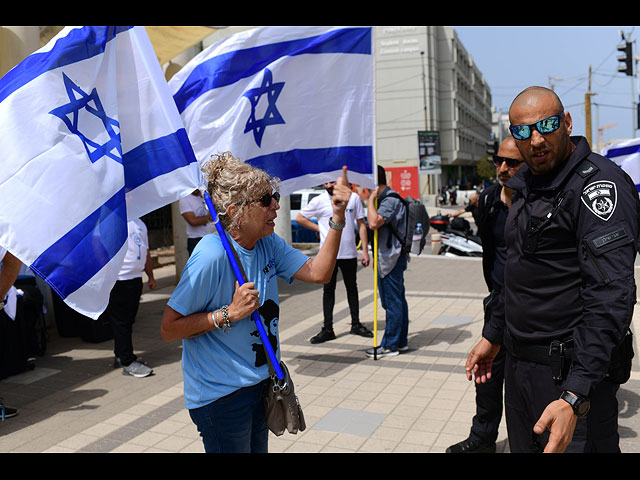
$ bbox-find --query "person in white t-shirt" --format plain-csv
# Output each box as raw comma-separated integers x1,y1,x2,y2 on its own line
104,218,156,378
180,190,214,255
297,181,372,343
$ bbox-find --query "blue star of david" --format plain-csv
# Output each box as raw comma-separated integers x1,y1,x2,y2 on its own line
50,73,122,164
243,68,285,148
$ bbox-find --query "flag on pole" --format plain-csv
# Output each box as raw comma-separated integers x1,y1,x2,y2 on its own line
169,26,375,196
0,26,202,318
602,137,640,191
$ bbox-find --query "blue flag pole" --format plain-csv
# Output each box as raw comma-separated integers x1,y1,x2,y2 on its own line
202,191,285,380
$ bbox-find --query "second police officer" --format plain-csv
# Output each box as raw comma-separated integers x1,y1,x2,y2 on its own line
466,86,638,453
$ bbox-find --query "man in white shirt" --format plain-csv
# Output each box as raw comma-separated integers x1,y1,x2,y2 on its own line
297,182,372,343
179,190,214,255
105,218,156,377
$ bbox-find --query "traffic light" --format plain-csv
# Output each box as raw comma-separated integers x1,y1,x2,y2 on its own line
617,41,633,76
486,140,498,156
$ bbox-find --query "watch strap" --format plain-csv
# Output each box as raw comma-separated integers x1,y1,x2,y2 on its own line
328,218,345,230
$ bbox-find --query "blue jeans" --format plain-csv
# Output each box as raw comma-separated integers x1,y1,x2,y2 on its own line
377,254,409,351
188,379,269,453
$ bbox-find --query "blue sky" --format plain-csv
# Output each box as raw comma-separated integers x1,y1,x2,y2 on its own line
453,26,639,151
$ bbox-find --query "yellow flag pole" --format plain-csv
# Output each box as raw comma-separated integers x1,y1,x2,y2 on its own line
372,197,379,360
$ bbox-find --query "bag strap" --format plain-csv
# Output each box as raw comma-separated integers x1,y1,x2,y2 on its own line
224,235,278,380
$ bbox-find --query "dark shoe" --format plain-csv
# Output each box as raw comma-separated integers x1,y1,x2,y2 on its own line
446,437,496,453
0,403,18,420
310,327,336,344
350,323,373,338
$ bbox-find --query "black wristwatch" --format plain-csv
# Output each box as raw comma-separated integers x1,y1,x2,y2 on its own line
560,390,590,417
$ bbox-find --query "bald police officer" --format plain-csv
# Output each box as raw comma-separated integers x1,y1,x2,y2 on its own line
465,86,638,453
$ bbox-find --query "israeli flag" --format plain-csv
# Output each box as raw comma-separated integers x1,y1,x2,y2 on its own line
169,26,375,195
0,26,201,318
602,137,640,191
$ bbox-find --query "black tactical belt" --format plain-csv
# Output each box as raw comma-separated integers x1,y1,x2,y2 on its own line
504,329,575,381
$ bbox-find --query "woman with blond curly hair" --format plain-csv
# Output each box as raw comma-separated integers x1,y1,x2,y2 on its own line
161,152,351,453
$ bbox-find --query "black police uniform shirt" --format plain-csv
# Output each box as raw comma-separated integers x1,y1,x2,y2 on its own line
476,182,509,292
482,136,639,398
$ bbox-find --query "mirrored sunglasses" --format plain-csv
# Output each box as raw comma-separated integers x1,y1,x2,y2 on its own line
489,155,524,169
254,191,280,207
509,112,564,140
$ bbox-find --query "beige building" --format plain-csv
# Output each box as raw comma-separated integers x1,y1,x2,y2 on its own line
374,26,492,197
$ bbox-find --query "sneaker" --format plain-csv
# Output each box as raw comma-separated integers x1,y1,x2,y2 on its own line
398,345,409,353
310,327,336,344
0,404,18,420
350,323,374,338
446,437,496,453
122,360,153,378
365,346,399,358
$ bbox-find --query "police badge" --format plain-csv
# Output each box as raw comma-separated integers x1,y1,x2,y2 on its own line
581,180,617,221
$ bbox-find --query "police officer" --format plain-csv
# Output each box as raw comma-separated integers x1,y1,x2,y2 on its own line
465,86,638,453
447,137,525,453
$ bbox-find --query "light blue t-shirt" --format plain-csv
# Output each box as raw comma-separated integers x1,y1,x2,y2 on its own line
167,232,309,409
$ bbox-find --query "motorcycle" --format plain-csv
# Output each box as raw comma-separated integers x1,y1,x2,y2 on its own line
429,213,483,257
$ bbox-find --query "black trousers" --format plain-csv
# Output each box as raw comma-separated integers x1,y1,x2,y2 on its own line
469,289,505,444
187,237,203,256
504,351,621,453
102,278,143,367
322,258,359,329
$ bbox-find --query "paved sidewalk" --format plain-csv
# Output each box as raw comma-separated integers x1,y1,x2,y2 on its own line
1,251,640,453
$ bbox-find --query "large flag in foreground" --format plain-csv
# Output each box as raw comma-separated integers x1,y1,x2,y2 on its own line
602,137,640,191
0,26,201,318
169,26,375,196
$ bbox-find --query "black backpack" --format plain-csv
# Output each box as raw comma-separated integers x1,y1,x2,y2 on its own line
380,192,430,255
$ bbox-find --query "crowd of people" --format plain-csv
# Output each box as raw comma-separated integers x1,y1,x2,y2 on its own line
1,86,637,454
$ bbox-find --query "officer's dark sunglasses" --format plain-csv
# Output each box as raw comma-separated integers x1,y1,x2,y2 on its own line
490,155,524,169
509,112,565,140
253,191,280,207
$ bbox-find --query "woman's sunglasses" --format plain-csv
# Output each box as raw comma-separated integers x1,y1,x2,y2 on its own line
489,155,524,169
509,112,564,140
253,191,280,207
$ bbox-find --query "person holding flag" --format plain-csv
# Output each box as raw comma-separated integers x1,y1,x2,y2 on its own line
161,153,352,453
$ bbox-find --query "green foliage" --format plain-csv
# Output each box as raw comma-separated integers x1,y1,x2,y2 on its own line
476,156,496,181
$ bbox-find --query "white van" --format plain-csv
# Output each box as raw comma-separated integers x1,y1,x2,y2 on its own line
289,188,324,243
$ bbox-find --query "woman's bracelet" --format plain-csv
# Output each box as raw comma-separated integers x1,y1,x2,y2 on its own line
221,305,230,332
209,306,230,333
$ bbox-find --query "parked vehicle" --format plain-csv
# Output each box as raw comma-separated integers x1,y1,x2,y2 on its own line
289,188,323,243
429,213,482,257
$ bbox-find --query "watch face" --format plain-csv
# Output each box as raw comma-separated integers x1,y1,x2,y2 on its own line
577,399,590,416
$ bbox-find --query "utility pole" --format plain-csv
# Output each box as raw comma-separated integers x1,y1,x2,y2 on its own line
585,65,596,147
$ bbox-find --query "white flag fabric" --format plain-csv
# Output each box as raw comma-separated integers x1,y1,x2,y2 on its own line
0,26,202,318
169,26,375,196
602,137,640,191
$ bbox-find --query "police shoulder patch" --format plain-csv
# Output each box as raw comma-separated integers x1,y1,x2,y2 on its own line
581,180,617,221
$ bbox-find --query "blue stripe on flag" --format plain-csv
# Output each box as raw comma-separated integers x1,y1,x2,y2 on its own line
606,143,640,158
123,128,197,192
0,26,133,105
246,146,373,182
173,27,371,114
29,188,128,300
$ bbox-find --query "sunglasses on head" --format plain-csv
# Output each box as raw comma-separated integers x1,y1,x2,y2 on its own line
254,191,280,207
509,112,564,140
490,155,524,169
